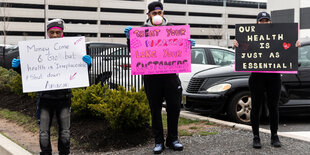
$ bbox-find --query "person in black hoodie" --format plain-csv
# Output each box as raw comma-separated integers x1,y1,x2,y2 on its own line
124,1,195,154
11,18,92,155
234,12,301,149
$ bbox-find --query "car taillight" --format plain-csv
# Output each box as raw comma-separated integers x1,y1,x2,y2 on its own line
120,64,131,70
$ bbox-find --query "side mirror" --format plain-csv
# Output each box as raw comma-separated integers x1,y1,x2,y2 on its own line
298,62,301,67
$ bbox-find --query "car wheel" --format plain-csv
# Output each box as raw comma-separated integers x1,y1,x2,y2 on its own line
227,91,251,125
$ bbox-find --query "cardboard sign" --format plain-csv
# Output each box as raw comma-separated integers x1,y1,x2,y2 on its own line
235,23,298,74
130,25,191,75
18,37,89,93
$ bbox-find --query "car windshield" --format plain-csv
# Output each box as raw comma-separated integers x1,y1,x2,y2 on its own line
298,44,310,67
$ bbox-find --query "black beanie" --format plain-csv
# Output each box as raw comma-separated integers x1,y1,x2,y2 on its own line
148,1,163,13
47,19,64,31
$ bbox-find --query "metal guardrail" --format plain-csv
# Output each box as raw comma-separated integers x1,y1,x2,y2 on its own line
88,46,143,91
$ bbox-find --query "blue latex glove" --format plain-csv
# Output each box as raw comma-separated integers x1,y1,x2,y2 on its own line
124,26,132,39
12,58,20,68
82,55,92,66
189,39,196,47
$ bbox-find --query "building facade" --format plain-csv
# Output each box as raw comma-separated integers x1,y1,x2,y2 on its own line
1,0,266,47
268,0,310,38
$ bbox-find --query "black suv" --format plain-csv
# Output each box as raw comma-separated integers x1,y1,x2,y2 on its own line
184,39,310,124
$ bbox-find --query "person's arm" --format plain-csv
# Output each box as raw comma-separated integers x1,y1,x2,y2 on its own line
127,38,130,52
124,26,132,53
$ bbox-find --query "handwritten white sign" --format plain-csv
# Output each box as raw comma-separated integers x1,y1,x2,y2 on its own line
18,36,89,93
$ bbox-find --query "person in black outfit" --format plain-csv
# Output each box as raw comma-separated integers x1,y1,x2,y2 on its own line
234,12,300,149
12,19,92,155
124,1,195,154
249,72,281,148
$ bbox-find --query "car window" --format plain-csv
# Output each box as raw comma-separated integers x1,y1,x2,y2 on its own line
209,48,234,66
0,45,18,55
7,47,18,54
191,48,207,64
298,45,310,67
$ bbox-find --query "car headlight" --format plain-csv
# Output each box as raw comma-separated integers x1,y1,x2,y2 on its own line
206,83,231,93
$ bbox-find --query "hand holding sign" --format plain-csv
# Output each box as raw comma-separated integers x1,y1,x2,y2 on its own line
295,40,301,48
11,58,20,68
124,26,133,39
82,55,92,66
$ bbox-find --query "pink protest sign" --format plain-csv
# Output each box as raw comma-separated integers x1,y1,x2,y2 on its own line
130,25,191,75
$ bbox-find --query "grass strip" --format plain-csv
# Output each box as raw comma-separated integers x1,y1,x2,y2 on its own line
198,131,218,136
0,108,57,141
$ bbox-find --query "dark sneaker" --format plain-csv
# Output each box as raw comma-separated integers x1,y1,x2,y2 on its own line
253,136,262,149
153,143,164,154
166,140,183,151
271,135,281,147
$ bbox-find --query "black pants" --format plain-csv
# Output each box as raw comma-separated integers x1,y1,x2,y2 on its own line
144,74,182,144
249,73,281,137
39,98,71,155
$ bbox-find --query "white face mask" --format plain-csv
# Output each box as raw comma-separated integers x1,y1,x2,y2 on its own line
152,15,163,26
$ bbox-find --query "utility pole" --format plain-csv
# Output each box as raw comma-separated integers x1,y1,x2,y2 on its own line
186,0,189,25
224,0,229,47
1,1,10,68
44,0,47,39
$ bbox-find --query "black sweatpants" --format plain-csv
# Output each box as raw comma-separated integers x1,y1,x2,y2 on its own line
144,74,182,144
39,98,71,155
249,73,281,137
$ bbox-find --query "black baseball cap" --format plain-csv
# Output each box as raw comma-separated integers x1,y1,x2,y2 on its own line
148,1,163,13
257,12,271,22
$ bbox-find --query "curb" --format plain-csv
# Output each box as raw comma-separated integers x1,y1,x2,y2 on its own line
0,133,32,155
180,111,310,143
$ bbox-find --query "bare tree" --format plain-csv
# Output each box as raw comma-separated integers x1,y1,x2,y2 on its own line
1,1,11,45
0,0,11,67
209,26,223,46
23,32,28,41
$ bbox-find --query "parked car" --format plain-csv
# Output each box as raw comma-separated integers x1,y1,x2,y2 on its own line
0,44,19,69
110,44,235,91
183,39,310,124
179,45,235,93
